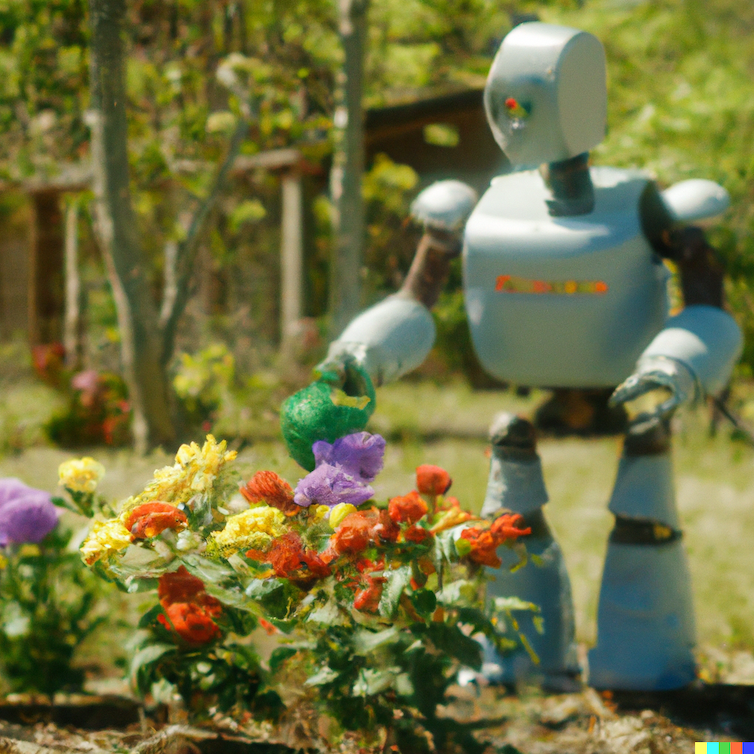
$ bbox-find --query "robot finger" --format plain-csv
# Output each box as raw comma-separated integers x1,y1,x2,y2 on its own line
609,374,658,407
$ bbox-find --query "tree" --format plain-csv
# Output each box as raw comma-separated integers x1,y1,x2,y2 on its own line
329,0,369,337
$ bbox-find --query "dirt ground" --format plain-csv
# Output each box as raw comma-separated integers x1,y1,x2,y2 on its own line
0,677,749,754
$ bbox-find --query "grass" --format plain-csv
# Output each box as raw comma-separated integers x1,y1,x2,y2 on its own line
0,376,753,681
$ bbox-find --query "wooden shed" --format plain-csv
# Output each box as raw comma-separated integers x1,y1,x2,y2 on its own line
0,87,507,353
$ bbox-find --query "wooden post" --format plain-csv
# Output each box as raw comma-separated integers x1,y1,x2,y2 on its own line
280,169,304,360
63,199,84,369
28,191,64,346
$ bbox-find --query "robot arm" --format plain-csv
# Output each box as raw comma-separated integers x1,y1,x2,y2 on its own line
320,180,478,386
610,304,743,418
612,179,742,418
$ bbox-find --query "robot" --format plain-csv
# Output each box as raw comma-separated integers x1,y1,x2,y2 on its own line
314,22,742,691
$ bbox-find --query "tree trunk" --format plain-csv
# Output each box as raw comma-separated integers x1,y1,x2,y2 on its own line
87,0,176,452
329,0,368,337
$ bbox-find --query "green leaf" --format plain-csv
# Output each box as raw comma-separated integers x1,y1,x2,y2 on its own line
434,530,458,566
379,565,412,618
245,578,281,599
180,554,234,583
137,603,164,629
426,623,482,671
353,667,399,696
129,643,176,687
492,596,539,613
203,581,252,610
307,601,346,626
268,647,298,673
437,579,477,606
410,589,437,618
353,626,400,655
305,666,340,687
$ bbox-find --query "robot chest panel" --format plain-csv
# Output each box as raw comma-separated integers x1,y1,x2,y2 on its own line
462,168,669,388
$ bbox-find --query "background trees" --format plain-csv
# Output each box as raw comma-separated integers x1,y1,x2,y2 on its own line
0,0,753,447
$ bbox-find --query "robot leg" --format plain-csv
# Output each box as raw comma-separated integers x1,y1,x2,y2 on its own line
480,413,579,689
588,419,696,690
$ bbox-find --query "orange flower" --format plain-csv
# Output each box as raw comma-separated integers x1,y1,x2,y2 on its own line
370,508,400,543
156,566,222,645
158,565,207,604
158,602,222,645
259,618,278,636
416,465,452,496
459,514,531,568
490,513,531,541
388,491,428,525
240,471,298,515
124,502,188,541
404,525,432,543
250,531,331,588
353,576,385,613
459,526,502,567
326,512,372,558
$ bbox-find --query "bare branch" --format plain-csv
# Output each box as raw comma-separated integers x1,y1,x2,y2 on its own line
159,114,249,367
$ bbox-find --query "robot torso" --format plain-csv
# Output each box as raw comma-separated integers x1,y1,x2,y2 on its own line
463,166,670,388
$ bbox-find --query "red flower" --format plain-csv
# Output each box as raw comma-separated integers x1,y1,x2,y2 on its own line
416,465,452,496
460,526,502,568
240,471,298,515
404,525,432,543
157,566,222,646
124,502,188,541
158,566,207,604
490,513,531,542
388,491,428,525
326,512,372,559
353,576,385,613
263,531,331,586
259,618,278,636
505,97,518,109
158,602,222,645
370,508,400,543
459,514,531,568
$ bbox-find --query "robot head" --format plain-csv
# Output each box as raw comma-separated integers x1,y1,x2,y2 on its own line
484,22,607,167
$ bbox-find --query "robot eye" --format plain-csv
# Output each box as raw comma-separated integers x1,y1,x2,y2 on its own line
504,97,530,120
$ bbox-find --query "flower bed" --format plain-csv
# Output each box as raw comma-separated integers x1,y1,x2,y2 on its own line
65,432,536,753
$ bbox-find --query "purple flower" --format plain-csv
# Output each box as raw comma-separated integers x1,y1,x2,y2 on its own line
312,432,385,483
293,464,375,509
0,478,58,546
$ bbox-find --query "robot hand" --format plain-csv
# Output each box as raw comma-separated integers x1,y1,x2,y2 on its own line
609,356,698,423
410,180,478,233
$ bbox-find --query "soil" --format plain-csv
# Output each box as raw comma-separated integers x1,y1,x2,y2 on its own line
0,681,748,754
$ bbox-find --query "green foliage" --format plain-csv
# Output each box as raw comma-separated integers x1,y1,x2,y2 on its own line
46,371,131,447
0,527,108,696
173,343,235,423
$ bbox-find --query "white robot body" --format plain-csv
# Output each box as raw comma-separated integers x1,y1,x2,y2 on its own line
464,166,669,387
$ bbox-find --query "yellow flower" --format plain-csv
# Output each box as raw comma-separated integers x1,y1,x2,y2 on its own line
211,506,287,557
59,457,106,494
329,503,357,530
80,519,132,565
312,505,330,523
125,435,237,511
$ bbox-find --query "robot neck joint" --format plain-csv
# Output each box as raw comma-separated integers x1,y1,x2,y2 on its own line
541,152,595,217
